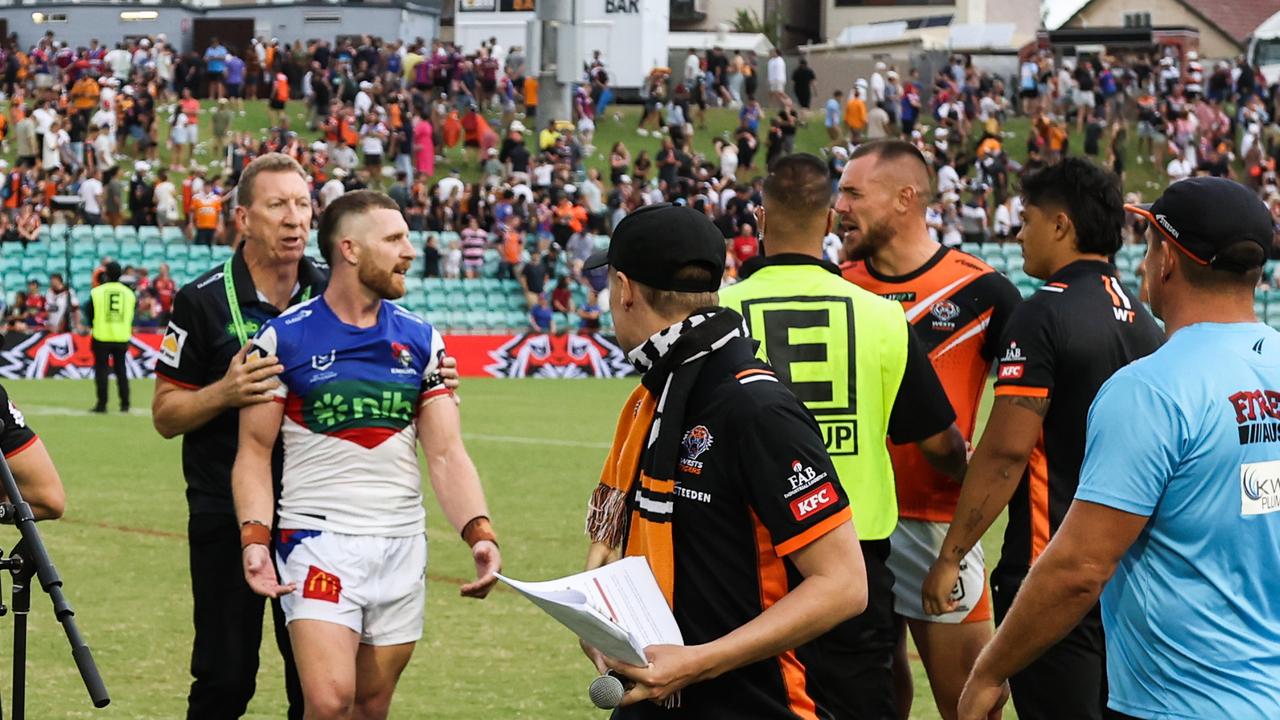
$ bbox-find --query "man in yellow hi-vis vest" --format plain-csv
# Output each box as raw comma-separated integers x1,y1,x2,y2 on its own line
720,153,967,720
85,261,135,413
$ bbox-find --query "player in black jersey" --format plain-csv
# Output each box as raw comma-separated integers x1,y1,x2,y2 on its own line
923,158,1164,720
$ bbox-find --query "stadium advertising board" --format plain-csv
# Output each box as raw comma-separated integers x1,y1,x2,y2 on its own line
0,331,635,380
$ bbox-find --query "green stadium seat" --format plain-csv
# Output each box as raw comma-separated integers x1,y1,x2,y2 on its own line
959,242,981,255
3,272,24,290
423,278,444,292
445,291,468,309
69,225,93,243
119,239,143,256
161,226,186,244
165,244,189,261
143,243,166,261
0,258,17,275
212,246,234,262
138,227,161,244
188,245,212,262
46,239,67,257
505,293,527,311
185,259,209,276
482,293,505,311
97,239,120,257
20,257,44,276
71,239,96,258
70,257,94,274
92,225,116,242
480,310,503,331
45,258,67,275
426,291,448,309
114,226,137,242
506,310,528,330
0,243,22,259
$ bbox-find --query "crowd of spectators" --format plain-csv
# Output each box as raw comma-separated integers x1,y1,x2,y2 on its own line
3,26,1280,331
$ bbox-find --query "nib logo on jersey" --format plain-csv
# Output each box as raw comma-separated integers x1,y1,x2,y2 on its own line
1229,388,1280,445
998,341,1026,380
288,379,417,448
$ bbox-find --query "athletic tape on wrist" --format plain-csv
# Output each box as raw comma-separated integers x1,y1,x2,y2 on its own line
461,515,497,548
240,520,271,548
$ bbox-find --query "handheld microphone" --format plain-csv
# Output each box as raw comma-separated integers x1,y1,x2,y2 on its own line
588,671,625,709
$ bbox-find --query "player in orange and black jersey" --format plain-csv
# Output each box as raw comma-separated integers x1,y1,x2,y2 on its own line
922,158,1163,720
838,140,1021,720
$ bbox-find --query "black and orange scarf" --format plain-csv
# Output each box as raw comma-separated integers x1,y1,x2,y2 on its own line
586,308,748,608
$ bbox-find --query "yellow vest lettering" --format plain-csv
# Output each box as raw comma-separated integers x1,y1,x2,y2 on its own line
90,281,136,343
721,262,908,540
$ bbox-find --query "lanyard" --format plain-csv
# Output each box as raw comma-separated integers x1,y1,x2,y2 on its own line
223,257,311,346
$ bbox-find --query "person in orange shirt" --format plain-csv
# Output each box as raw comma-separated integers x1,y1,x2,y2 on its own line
845,83,868,143
522,75,538,118
70,75,100,113
189,190,223,246
269,71,289,128
499,217,524,280
838,141,1022,720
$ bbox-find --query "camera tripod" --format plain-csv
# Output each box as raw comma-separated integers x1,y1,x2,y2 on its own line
0,454,108,718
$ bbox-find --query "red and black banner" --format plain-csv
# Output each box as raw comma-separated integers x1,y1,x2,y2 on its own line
0,331,635,380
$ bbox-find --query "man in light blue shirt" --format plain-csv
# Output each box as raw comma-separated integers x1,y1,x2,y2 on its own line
824,89,843,143
957,177,1280,720
203,38,229,101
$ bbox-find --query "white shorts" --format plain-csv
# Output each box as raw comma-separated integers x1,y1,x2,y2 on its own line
769,80,786,93
276,529,427,646
1073,88,1096,108
888,518,990,624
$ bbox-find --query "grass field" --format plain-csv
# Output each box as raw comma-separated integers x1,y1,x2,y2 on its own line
0,377,1008,718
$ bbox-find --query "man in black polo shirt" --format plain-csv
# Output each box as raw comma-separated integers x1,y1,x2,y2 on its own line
580,204,867,718
153,153,458,719
154,153,319,719
922,158,1163,720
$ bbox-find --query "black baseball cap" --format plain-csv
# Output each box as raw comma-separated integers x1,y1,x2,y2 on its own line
1125,177,1273,269
583,204,725,292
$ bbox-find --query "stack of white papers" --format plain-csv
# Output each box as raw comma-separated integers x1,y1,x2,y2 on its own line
496,557,685,666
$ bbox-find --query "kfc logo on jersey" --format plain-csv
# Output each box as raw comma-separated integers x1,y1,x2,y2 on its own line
998,363,1025,379
790,482,837,520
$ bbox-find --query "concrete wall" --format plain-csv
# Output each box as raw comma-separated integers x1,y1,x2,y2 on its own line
1066,0,1240,59
0,3,440,53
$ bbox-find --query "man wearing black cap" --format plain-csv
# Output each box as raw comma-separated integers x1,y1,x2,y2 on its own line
923,157,1164,720
579,203,868,718
959,177,1280,719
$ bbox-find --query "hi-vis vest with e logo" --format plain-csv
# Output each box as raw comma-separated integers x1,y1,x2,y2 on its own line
720,264,908,540
90,281,136,343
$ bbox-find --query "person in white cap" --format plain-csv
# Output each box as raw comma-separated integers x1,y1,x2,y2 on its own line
871,61,887,108
354,81,374,118
319,167,347,211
